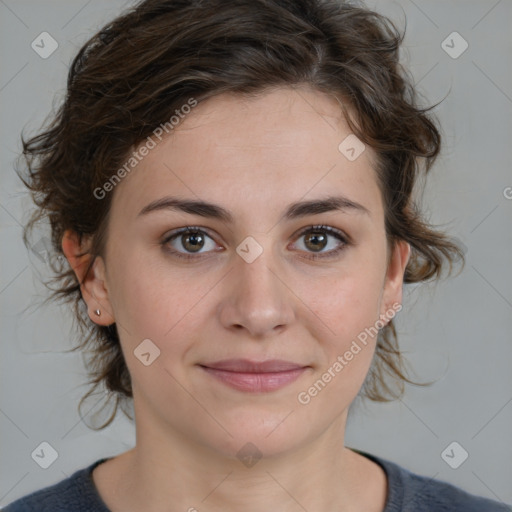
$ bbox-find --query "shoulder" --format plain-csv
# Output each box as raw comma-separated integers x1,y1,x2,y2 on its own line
352,449,511,512
2,459,111,512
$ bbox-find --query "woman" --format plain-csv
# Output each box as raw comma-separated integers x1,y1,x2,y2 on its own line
6,0,509,510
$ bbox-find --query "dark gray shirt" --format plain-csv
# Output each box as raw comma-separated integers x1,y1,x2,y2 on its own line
3,450,510,511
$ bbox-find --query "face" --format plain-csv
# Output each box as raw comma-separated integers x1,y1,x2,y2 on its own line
64,86,410,460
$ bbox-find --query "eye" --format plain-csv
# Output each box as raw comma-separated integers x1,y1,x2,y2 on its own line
161,225,350,260
161,226,219,259
291,224,349,260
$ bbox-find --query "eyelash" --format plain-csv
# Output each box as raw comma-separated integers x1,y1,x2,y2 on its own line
161,225,350,261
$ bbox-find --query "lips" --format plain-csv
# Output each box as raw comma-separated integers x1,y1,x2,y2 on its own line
199,359,309,392
202,359,305,372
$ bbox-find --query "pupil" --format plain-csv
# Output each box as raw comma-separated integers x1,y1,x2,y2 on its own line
181,231,327,254
307,232,326,252
184,232,203,252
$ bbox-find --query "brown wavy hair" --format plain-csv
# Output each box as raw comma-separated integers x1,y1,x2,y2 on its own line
17,0,465,429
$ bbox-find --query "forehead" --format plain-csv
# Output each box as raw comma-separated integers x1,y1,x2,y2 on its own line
109,86,382,224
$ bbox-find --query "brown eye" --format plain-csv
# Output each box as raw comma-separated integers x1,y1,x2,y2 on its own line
161,224,350,262
303,231,328,252
181,230,205,253
162,227,218,259
293,225,349,260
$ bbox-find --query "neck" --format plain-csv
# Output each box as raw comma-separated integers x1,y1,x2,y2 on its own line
105,409,381,512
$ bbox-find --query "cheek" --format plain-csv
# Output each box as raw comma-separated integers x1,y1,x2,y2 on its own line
300,262,385,402
312,267,384,344
108,253,216,367
107,247,185,332
298,275,383,411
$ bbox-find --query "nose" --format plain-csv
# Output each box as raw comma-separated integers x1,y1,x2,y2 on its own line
218,242,295,339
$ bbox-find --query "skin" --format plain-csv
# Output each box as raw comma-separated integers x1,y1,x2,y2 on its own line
62,85,410,512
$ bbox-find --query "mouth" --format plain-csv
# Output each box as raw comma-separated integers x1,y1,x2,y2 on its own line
198,359,310,393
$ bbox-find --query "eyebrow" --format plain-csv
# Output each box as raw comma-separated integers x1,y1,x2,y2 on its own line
137,194,371,223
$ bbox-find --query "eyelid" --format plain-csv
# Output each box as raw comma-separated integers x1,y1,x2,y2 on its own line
161,224,350,260
161,225,217,245
162,224,349,243
292,224,350,244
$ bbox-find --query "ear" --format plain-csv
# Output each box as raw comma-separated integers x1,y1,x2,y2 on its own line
379,240,411,324
61,229,115,326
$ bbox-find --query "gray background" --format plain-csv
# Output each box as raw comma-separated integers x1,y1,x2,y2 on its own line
1,0,511,507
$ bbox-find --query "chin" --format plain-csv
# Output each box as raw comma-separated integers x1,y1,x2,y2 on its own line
192,405,318,463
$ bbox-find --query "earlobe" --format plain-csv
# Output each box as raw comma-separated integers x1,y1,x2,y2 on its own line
61,229,115,326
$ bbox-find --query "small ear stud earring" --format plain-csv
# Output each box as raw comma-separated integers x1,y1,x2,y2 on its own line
94,309,101,316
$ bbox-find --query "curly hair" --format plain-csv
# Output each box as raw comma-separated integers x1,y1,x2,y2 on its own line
17,0,465,429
